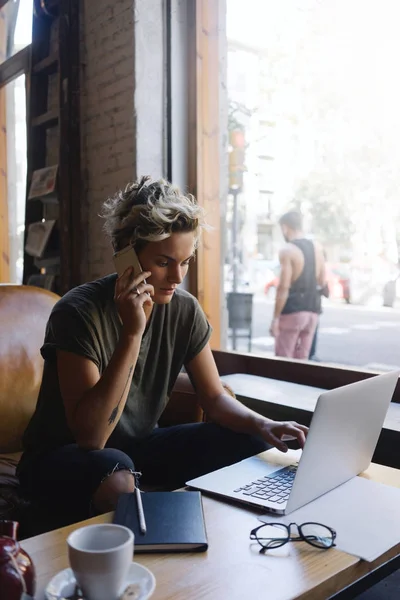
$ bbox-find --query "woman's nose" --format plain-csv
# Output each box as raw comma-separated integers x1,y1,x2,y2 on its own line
168,266,183,283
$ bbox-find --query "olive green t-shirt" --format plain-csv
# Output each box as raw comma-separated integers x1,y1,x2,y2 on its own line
20,274,212,460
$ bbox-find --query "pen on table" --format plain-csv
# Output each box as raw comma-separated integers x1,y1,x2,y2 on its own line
135,486,147,534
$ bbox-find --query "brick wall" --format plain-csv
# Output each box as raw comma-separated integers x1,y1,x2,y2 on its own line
80,0,136,281
80,0,165,282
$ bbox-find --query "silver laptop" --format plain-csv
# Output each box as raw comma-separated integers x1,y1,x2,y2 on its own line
186,371,399,515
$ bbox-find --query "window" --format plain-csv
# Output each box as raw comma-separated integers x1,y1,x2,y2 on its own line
224,0,400,372
257,156,275,191
0,0,31,282
0,0,32,65
2,74,27,282
257,120,276,157
257,190,273,221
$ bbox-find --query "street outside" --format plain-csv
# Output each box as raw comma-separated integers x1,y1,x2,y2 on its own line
224,0,400,377
225,294,400,372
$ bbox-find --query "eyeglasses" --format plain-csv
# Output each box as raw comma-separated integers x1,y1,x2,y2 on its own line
250,521,336,554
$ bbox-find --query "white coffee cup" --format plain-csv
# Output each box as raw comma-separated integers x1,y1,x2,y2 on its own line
67,523,134,600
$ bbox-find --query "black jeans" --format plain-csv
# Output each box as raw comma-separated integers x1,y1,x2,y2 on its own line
18,423,269,526
309,321,319,359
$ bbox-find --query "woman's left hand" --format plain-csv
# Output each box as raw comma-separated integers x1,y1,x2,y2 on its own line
257,419,308,452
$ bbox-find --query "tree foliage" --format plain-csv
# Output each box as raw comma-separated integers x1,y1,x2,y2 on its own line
294,178,353,251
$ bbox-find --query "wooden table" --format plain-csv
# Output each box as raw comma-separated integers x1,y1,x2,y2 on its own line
22,450,400,600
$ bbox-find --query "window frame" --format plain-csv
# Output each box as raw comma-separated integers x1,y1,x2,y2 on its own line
0,1,31,284
0,45,30,88
0,0,31,87
186,0,223,348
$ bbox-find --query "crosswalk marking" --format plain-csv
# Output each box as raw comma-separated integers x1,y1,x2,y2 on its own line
319,327,350,335
363,363,400,372
252,336,274,347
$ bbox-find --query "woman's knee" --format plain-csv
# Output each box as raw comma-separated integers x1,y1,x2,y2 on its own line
87,447,136,514
92,469,136,514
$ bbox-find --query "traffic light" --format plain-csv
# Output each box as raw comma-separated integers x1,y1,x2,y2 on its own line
229,129,246,191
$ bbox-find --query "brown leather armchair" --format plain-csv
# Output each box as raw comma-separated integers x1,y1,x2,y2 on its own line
0,284,231,523
0,284,61,519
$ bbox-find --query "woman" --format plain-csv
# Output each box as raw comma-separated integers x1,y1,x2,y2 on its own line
18,177,308,525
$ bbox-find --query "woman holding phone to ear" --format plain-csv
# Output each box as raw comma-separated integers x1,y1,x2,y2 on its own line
17,177,308,527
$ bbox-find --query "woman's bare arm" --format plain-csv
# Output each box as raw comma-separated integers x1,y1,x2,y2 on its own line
57,267,154,450
57,331,140,450
186,344,308,452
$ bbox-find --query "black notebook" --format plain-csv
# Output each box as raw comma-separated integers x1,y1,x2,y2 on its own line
113,491,208,553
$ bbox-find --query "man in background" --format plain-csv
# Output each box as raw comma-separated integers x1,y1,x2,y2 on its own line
270,211,326,359
308,249,330,361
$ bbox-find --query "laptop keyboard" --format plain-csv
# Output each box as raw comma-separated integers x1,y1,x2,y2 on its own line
233,465,298,504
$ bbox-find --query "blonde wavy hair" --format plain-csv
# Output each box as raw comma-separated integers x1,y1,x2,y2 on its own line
101,176,207,252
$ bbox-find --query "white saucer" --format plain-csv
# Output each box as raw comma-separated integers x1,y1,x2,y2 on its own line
45,562,156,600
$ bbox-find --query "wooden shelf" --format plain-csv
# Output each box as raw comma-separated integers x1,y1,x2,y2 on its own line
31,109,59,128
33,54,58,76
23,0,81,295
34,253,60,270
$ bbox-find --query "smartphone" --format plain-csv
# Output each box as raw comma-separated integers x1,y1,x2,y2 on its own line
113,245,145,280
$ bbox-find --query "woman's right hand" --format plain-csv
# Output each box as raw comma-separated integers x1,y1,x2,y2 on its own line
114,267,154,337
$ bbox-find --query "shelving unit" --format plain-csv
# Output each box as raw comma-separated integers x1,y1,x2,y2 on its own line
23,0,82,295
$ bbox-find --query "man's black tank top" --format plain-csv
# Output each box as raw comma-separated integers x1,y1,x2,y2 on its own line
281,238,319,315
